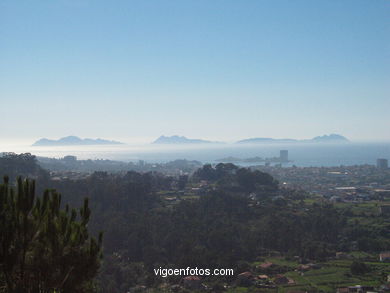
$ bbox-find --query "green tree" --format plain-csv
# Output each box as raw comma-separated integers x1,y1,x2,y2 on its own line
0,176,102,292
350,260,370,275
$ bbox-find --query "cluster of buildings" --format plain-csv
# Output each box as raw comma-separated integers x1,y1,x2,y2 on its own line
253,164,390,203
337,283,390,293
40,156,203,177
235,270,295,288
377,158,389,170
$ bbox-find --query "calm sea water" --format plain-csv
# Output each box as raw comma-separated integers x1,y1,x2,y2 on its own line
1,142,390,167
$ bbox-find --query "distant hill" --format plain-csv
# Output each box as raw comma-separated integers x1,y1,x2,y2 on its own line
152,135,218,144
152,134,349,144
237,134,349,144
32,136,124,146
0,152,49,181
216,156,265,163
237,138,298,144
310,134,349,142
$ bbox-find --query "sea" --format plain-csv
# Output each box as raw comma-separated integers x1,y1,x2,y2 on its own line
1,142,390,167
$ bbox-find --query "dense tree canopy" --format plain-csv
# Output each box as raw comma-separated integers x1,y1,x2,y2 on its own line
1,156,389,292
0,153,49,183
0,176,102,293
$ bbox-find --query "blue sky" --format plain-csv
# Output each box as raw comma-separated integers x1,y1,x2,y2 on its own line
1,0,389,143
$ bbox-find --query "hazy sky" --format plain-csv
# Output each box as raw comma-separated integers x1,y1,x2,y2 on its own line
1,0,389,144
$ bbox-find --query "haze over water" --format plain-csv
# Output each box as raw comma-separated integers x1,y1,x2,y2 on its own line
1,1,390,145
1,1,389,167
2,142,389,167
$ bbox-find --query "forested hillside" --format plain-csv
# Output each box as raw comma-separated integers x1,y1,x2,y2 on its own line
1,154,389,292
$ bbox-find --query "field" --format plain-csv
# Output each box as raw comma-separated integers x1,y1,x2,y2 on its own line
227,256,390,293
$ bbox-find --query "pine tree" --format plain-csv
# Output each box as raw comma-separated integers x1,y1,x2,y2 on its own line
0,176,103,292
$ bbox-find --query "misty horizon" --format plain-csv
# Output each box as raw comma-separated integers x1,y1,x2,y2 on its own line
3,133,390,147
1,0,389,143
1,2,390,291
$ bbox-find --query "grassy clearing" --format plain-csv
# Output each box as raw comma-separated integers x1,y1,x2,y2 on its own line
248,257,387,293
282,259,386,292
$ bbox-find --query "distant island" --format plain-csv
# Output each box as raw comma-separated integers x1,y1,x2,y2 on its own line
152,135,221,144
216,156,267,163
237,138,297,144
237,134,349,144
310,134,349,142
153,134,349,145
216,152,292,164
32,136,124,146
